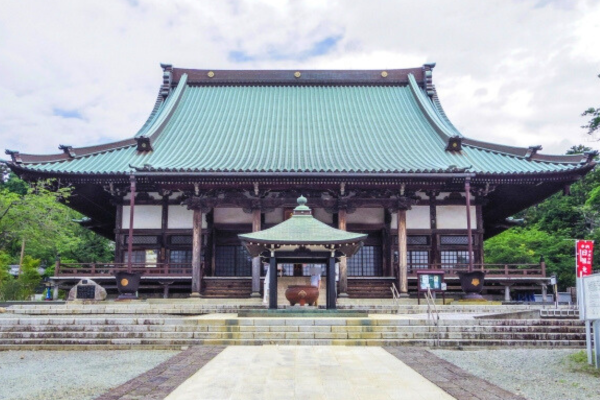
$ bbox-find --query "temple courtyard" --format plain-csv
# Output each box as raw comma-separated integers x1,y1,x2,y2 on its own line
0,300,597,399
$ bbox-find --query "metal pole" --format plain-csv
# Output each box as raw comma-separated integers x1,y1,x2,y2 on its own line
269,253,277,310
594,320,600,368
327,253,337,310
127,173,136,273
586,320,593,365
465,177,474,272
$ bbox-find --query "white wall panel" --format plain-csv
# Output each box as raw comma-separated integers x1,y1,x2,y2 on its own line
265,208,284,224
347,208,384,224
122,205,162,229
214,208,253,224
167,206,208,229
313,208,333,224
436,206,477,229
406,206,431,229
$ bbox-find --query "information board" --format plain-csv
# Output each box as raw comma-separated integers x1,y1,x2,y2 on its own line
582,274,600,321
416,271,445,292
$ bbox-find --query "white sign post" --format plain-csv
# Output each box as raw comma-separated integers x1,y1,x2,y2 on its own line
581,273,600,367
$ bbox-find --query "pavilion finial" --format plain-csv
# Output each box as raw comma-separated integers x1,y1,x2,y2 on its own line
293,195,311,215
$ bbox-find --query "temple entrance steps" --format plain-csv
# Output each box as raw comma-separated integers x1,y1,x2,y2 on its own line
201,278,252,298
0,314,587,350
347,278,394,298
4,301,571,316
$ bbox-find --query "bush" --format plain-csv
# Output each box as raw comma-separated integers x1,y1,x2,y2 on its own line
0,255,42,301
565,351,600,377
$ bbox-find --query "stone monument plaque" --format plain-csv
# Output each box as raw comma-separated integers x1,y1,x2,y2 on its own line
76,285,96,299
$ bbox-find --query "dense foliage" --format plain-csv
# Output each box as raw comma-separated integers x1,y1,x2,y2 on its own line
0,172,113,299
485,146,600,290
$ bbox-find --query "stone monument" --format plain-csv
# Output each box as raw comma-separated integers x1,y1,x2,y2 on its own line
67,279,107,302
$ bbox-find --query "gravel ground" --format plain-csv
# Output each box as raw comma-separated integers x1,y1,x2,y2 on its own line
432,349,600,400
0,350,179,400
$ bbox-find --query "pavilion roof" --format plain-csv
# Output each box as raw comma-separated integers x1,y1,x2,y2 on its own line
238,196,367,258
5,64,595,178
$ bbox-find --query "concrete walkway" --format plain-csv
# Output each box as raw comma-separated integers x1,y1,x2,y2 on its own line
165,346,455,400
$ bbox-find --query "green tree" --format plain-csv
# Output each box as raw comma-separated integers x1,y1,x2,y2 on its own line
484,145,600,290
582,74,600,136
0,174,113,266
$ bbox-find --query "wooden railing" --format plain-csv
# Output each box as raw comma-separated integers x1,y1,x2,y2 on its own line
55,263,193,277
54,262,546,279
407,263,546,277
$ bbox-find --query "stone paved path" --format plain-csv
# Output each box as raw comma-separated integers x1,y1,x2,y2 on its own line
96,346,528,400
165,346,455,400
385,348,528,400
95,346,225,400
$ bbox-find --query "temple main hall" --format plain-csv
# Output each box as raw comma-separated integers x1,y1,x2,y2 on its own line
5,63,596,300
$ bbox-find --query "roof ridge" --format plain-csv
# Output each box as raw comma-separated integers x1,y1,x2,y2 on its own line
172,67,426,86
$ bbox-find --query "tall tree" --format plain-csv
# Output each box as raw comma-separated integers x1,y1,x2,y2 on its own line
581,74,600,137
0,174,113,266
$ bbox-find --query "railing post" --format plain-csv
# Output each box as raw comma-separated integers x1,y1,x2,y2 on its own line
540,256,546,277
504,265,508,276
91,263,96,275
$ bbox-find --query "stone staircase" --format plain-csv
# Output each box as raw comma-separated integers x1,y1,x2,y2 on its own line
0,315,586,350
4,301,550,316
201,278,253,298
347,278,394,298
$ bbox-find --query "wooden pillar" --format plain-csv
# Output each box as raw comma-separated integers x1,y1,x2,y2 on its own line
114,203,123,263
327,253,337,309
465,178,474,272
337,208,348,297
127,174,136,273
161,195,169,264
428,192,439,266
476,204,484,265
397,209,408,295
269,254,277,309
190,208,203,297
251,208,262,297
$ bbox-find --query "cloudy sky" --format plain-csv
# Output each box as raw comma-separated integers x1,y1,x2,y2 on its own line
1,0,599,158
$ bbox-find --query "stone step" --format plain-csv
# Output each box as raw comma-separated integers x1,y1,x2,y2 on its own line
0,317,585,328
0,331,586,341
6,303,564,316
0,325,585,339
0,338,586,349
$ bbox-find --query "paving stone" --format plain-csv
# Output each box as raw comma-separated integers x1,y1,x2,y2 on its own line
165,346,455,400
384,348,528,400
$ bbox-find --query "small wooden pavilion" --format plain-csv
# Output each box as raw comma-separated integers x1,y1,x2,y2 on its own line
239,196,366,309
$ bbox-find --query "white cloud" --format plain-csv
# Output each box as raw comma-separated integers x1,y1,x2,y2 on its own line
0,0,598,158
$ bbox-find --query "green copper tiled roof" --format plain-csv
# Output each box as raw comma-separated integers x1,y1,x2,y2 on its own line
13,70,589,176
240,213,367,245
239,197,367,257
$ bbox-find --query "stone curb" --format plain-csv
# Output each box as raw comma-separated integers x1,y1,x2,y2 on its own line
94,346,225,400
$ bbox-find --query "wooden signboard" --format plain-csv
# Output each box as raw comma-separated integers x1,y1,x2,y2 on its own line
416,270,446,305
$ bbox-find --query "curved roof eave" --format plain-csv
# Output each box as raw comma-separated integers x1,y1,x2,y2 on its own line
9,74,189,165
407,74,591,167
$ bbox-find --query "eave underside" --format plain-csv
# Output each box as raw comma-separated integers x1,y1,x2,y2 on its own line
8,168,592,242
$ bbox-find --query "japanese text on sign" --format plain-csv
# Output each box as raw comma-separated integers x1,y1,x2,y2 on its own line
576,240,594,278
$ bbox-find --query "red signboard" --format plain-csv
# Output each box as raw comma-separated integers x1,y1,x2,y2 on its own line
576,240,594,278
